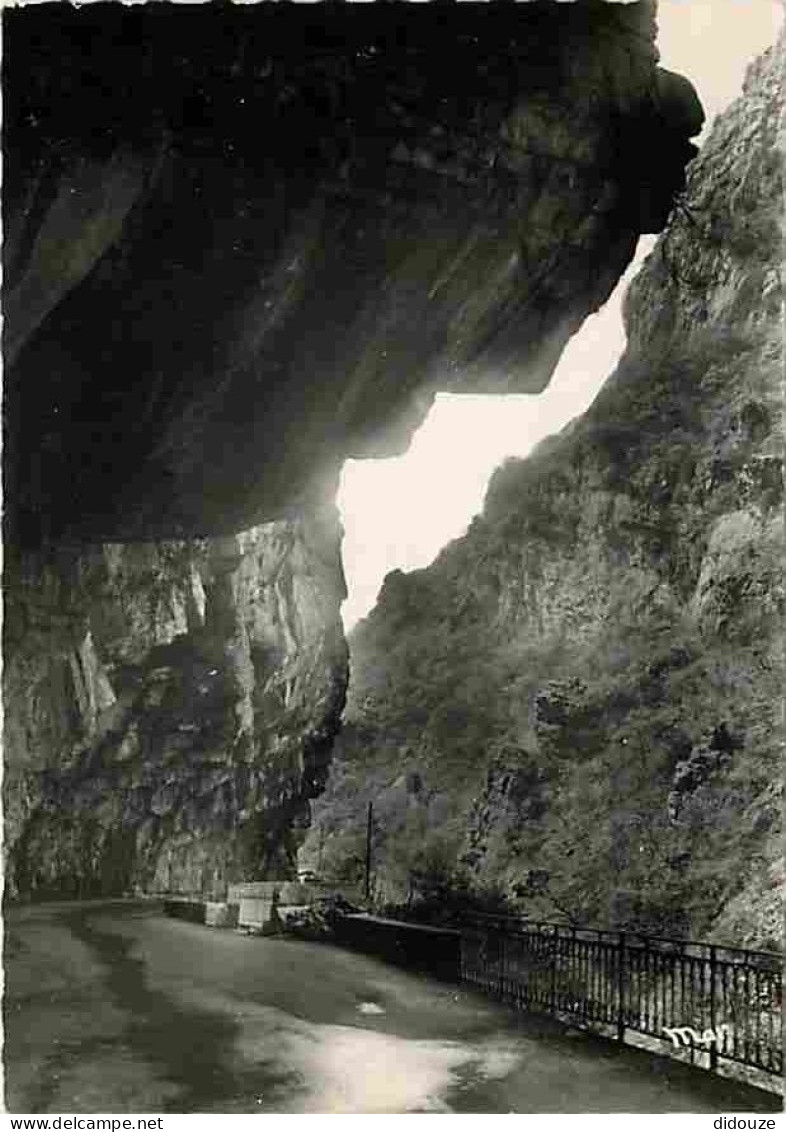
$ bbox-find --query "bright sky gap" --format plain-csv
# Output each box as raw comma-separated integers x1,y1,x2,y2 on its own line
338,0,784,631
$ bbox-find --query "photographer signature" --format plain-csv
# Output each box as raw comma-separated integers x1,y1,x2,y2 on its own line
663,1023,731,1049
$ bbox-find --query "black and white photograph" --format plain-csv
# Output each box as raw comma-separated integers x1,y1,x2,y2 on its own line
2,0,783,1116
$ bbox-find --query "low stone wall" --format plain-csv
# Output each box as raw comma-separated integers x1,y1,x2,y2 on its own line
163,897,206,924
333,914,461,982
162,881,354,932
163,897,238,928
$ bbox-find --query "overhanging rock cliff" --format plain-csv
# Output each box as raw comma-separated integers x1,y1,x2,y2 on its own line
5,1,701,545
3,1,703,898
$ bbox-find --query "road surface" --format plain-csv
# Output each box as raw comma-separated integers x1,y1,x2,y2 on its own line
3,901,780,1114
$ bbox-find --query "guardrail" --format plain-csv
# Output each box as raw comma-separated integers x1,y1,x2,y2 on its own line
458,916,782,1082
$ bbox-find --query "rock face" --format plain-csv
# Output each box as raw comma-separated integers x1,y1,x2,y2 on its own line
2,3,704,900
303,39,784,949
4,509,347,898
4,1,702,545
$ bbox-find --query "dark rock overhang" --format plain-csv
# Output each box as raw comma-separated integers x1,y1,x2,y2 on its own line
3,1,703,546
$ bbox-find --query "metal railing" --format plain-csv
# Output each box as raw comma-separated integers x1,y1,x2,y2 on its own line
458,916,783,1081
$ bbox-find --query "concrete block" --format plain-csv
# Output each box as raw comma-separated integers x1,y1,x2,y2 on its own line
238,896,274,929
204,902,239,928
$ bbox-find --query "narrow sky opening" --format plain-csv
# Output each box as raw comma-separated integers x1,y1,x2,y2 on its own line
339,240,653,630
338,0,783,632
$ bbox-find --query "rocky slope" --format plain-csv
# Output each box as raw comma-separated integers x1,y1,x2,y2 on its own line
303,38,784,949
4,509,347,898
4,1,701,545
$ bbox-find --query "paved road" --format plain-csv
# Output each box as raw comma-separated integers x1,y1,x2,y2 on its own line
4,901,781,1114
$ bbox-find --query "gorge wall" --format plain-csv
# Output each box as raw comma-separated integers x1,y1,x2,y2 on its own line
303,37,784,950
4,512,347,898
3,2,703,898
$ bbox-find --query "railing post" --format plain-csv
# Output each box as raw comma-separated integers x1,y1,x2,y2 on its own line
617,932,626,1043
550,924,559,1014
709,945,718,1071
643,936,650,1033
